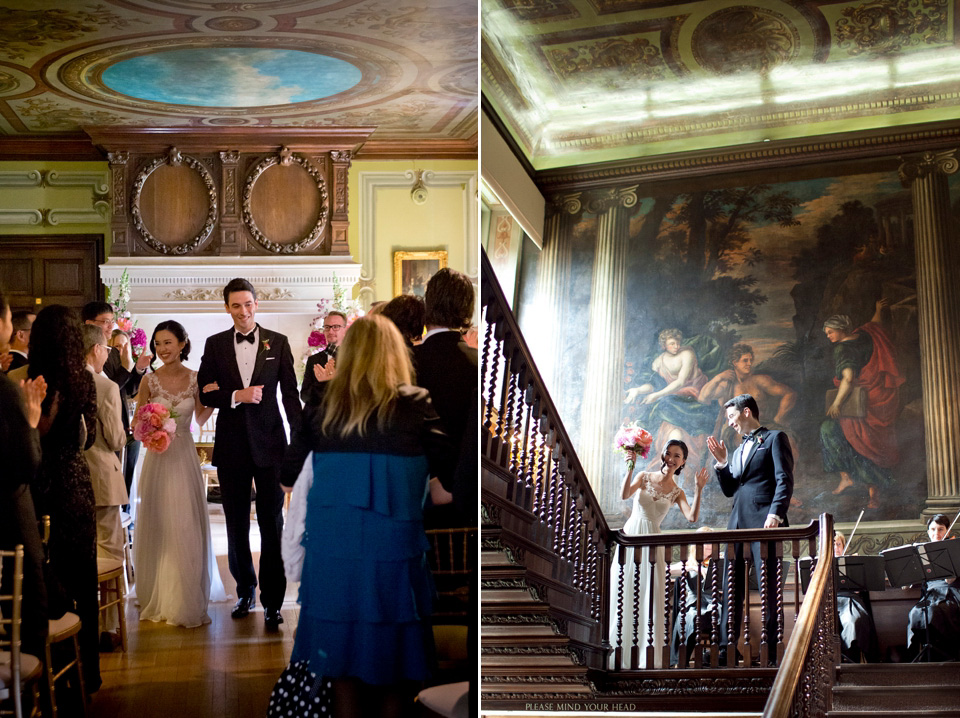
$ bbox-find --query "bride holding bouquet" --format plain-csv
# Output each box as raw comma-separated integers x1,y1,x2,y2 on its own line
608,424,707,669
132,320,227,627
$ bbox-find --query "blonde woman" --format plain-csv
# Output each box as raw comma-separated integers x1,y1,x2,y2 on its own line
285,315,455,718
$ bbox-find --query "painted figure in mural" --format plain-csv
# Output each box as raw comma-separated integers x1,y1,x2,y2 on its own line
820,299,904,510
608,439,708,669
707,394,794,666
906,514,960,661
624,329,718,447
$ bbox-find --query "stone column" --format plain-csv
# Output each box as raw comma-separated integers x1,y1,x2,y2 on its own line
578,185,637,514
534,192,581,396
899,149,960,516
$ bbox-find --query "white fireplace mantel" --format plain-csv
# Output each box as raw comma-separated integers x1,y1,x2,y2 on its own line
100,256,362,315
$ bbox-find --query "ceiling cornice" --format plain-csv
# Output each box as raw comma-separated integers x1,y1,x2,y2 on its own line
0,135,105,161
83,126,376,154
354,136,478,160
534,119,960,195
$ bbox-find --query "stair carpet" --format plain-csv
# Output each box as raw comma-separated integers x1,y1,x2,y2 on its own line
827,663,960,718
481,532,593,704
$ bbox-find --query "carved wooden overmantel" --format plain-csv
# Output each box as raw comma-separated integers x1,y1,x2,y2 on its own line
85,127,374,259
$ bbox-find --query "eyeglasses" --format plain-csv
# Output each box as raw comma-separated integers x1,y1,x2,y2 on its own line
322,324,344,331
91,318,114,326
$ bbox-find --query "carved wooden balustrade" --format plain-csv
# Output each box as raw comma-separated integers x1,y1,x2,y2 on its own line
481,249,611,659
608,520,827,672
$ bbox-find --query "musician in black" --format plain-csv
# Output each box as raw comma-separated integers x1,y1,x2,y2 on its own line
906,514,960,661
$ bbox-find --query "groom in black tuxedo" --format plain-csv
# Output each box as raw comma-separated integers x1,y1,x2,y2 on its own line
198,278,301,627
707,393,793,666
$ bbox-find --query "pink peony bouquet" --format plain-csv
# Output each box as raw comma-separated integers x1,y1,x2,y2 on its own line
614,422,654,471
130,327,148,357
133,402,178,453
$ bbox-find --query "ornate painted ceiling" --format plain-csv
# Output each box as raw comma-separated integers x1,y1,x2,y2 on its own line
482,0,960,170
0,0,477,156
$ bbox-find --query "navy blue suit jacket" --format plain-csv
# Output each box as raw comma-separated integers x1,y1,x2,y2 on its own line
716,428,793,530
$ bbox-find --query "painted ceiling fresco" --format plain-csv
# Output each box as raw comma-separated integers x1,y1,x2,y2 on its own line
0,0,476,146
482,0,959,169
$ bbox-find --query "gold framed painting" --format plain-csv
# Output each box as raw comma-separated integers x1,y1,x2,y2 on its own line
393,250,447,297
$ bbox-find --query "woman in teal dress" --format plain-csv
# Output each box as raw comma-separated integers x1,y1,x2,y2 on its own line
289,314,455,718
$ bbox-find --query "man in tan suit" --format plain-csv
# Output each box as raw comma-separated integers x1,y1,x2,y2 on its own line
81,324,129,561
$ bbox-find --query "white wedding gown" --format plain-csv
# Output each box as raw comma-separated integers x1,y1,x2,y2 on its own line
133,371,228,627
608,472,683,669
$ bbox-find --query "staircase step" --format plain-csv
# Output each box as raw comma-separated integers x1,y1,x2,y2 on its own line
482,652,580,667
836,661,960,686
831,685,959,712
481,623,558,638
481,682,593,696
482,633,570,647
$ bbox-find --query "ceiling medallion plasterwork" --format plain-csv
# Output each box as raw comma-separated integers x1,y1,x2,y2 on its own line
691,5,799,75
546,35,667,87
0,5,147,62
131,147,218,255
241,146,328,254
835,0,947,57
56,37,395,117
204,16,262,32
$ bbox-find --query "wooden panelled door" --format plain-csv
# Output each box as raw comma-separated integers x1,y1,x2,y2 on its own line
0,234,104,314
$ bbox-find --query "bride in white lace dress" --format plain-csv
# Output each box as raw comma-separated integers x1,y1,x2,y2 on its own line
608,439,707,669
133,321,228,627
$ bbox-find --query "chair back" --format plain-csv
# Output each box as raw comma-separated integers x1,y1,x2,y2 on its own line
426,527,476,621
0,545,25,717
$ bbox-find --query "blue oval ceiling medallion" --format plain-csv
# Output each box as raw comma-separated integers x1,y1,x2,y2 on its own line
101,48,363,108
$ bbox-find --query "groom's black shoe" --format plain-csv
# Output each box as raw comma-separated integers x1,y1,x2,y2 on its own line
231,596,255,619
264,607,284,627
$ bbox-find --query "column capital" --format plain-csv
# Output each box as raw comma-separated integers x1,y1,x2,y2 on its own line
584,185,638,214
546,191,583,217
898,149,959,187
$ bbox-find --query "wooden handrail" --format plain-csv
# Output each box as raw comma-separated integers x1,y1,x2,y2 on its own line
763,513,837,718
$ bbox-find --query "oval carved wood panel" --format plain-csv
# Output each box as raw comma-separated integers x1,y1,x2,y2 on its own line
139,164,209,246
248,163,321,246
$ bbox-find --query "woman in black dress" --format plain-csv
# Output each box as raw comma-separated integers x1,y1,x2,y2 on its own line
907,514,960,661
834,531,878,663
28,305,100,692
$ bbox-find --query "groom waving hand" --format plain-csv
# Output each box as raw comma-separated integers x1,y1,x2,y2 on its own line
198,278,301,628
707,393,793,666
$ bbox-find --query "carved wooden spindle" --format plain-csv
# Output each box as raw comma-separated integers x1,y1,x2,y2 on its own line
725,543,736,666
552,475,565,554
519,389,534,502
508,371,524,478
646,548,656,669
759,541,769,668
543,435,557,526
793,538,801,623
499,363,516,471
533,423,548,521
571,504,583,586
776,540,785,663
678,551,688,669
663,545,672,668
481,316,495,430
589,539,601,619
743,542,752,668
710,544,721,668
486,331,503,439
614,545,625,670
630,545,641,669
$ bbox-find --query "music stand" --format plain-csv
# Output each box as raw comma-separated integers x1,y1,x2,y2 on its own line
880,541,960,662
797,556,885,593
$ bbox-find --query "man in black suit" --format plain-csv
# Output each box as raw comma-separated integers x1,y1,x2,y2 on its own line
412,268,477,526
299,310,346,404
707,393,794,666
4,310,33,373
197,278,301,627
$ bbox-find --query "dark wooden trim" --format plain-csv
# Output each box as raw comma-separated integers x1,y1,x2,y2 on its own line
0,135,105,161
354,137,477,160
83,126,376,153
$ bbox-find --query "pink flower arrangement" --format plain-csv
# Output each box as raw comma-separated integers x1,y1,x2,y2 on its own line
614,422,654,471
307,330,326,348
116,316,133,332
133,402,178,453
130,327,147,357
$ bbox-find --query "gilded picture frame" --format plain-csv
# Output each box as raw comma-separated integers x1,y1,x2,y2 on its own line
393,250,447,297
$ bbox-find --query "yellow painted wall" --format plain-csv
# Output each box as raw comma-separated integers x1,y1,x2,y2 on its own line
0,160,110,243
347,159,477,302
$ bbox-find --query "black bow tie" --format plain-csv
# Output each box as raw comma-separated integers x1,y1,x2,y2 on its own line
747,428,765,440
236,331,255,345
326,344,337,357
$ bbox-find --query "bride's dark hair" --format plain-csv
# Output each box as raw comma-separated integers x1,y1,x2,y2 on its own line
660,439,688,475
149,320,191,367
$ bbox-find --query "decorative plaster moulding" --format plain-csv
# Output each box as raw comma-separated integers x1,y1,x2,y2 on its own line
100,256,362,315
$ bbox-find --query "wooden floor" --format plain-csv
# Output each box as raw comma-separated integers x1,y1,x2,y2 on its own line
89,506,300,718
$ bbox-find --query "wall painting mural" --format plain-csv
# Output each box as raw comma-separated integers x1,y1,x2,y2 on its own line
518,167,960,531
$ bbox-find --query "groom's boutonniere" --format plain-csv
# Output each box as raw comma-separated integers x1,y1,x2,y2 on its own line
261,338,271,353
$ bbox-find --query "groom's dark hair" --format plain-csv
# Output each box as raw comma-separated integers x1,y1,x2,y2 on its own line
724,393,760,419
223,278,256,304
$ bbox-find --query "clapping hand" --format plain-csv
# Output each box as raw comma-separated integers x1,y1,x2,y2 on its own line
313,358,336,383
0,351,11,372
19,375,47,429
135,349,153,372
706,435,727,464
